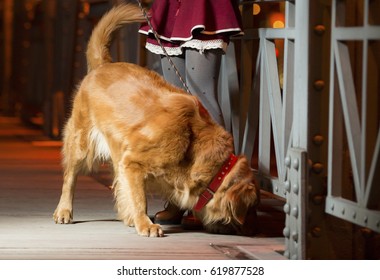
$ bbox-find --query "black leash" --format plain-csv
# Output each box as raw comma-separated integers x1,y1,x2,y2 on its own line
136,0,191,94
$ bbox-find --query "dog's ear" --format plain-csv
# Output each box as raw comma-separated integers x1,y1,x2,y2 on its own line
195,99,211,120
226,183,257,225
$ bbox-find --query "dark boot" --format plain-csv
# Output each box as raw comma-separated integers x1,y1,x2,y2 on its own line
154,202,186,225
181,211,203,230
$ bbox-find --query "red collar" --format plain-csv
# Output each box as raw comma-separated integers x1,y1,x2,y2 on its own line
193,154,239,211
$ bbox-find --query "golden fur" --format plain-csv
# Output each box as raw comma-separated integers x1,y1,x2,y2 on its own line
53,4,258,237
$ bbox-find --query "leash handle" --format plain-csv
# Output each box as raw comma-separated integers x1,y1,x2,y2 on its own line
136,0,191,94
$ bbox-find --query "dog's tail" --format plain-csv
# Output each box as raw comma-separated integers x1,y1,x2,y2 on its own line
86,3,145,72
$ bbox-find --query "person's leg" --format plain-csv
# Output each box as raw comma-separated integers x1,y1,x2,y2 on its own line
185,49,224,126
180,49,224,229
160,55,186,89
155,55,187,225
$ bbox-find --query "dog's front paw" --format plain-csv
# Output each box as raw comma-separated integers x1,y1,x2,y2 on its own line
137,223,164,237
53,208,73,224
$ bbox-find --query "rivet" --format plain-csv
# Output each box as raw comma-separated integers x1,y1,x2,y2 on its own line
283,203,290,214
275,186,279,192
360,228,373,238
311,227,322,238
218,177,222,180
20,77,27,84
293,158,299,170
312,163,324,174
284,181,291,192
221,172,225,175
293,183,299,194
24,22,32,30
341,208,345,215
313,80,325,91
312,195,323,205
312,134,324,145
283,250,290,258
283,227,290,237
308,185,313,193
22,59,29,66
292,231,298,241
291,206,299,218
314,24,326,35
353,212,356,219
23,40,31,48
364,216,368,223
331,204,334,211
285,157,291,167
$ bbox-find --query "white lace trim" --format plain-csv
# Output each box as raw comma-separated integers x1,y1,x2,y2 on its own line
182,39,227,53
145,39,227,55
145,43,183,56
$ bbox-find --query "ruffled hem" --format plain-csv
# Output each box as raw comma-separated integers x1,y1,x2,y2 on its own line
139,27,243,42
145,39,228,55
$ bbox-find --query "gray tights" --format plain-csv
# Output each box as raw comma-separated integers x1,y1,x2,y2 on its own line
160,49,224,127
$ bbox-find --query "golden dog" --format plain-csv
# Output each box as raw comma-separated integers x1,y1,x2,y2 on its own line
53,4,258,237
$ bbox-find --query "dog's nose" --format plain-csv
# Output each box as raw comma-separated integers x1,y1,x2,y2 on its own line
237,206,258,236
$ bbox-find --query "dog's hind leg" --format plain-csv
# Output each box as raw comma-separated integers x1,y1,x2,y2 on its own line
114,162,164,237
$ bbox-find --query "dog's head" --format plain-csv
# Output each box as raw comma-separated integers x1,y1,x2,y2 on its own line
195,156,259,235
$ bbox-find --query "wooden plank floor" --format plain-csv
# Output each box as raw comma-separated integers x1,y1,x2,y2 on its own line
0,116,285,260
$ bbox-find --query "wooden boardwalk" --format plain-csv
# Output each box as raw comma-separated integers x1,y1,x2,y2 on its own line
0,117,285,260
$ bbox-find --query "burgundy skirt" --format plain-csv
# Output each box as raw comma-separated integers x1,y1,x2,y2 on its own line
139,0,243,55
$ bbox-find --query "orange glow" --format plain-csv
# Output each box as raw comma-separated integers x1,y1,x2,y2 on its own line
253,4,261,15
82,2,90,16
273,20,285,29
269,12,285,29
275,48,279,57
